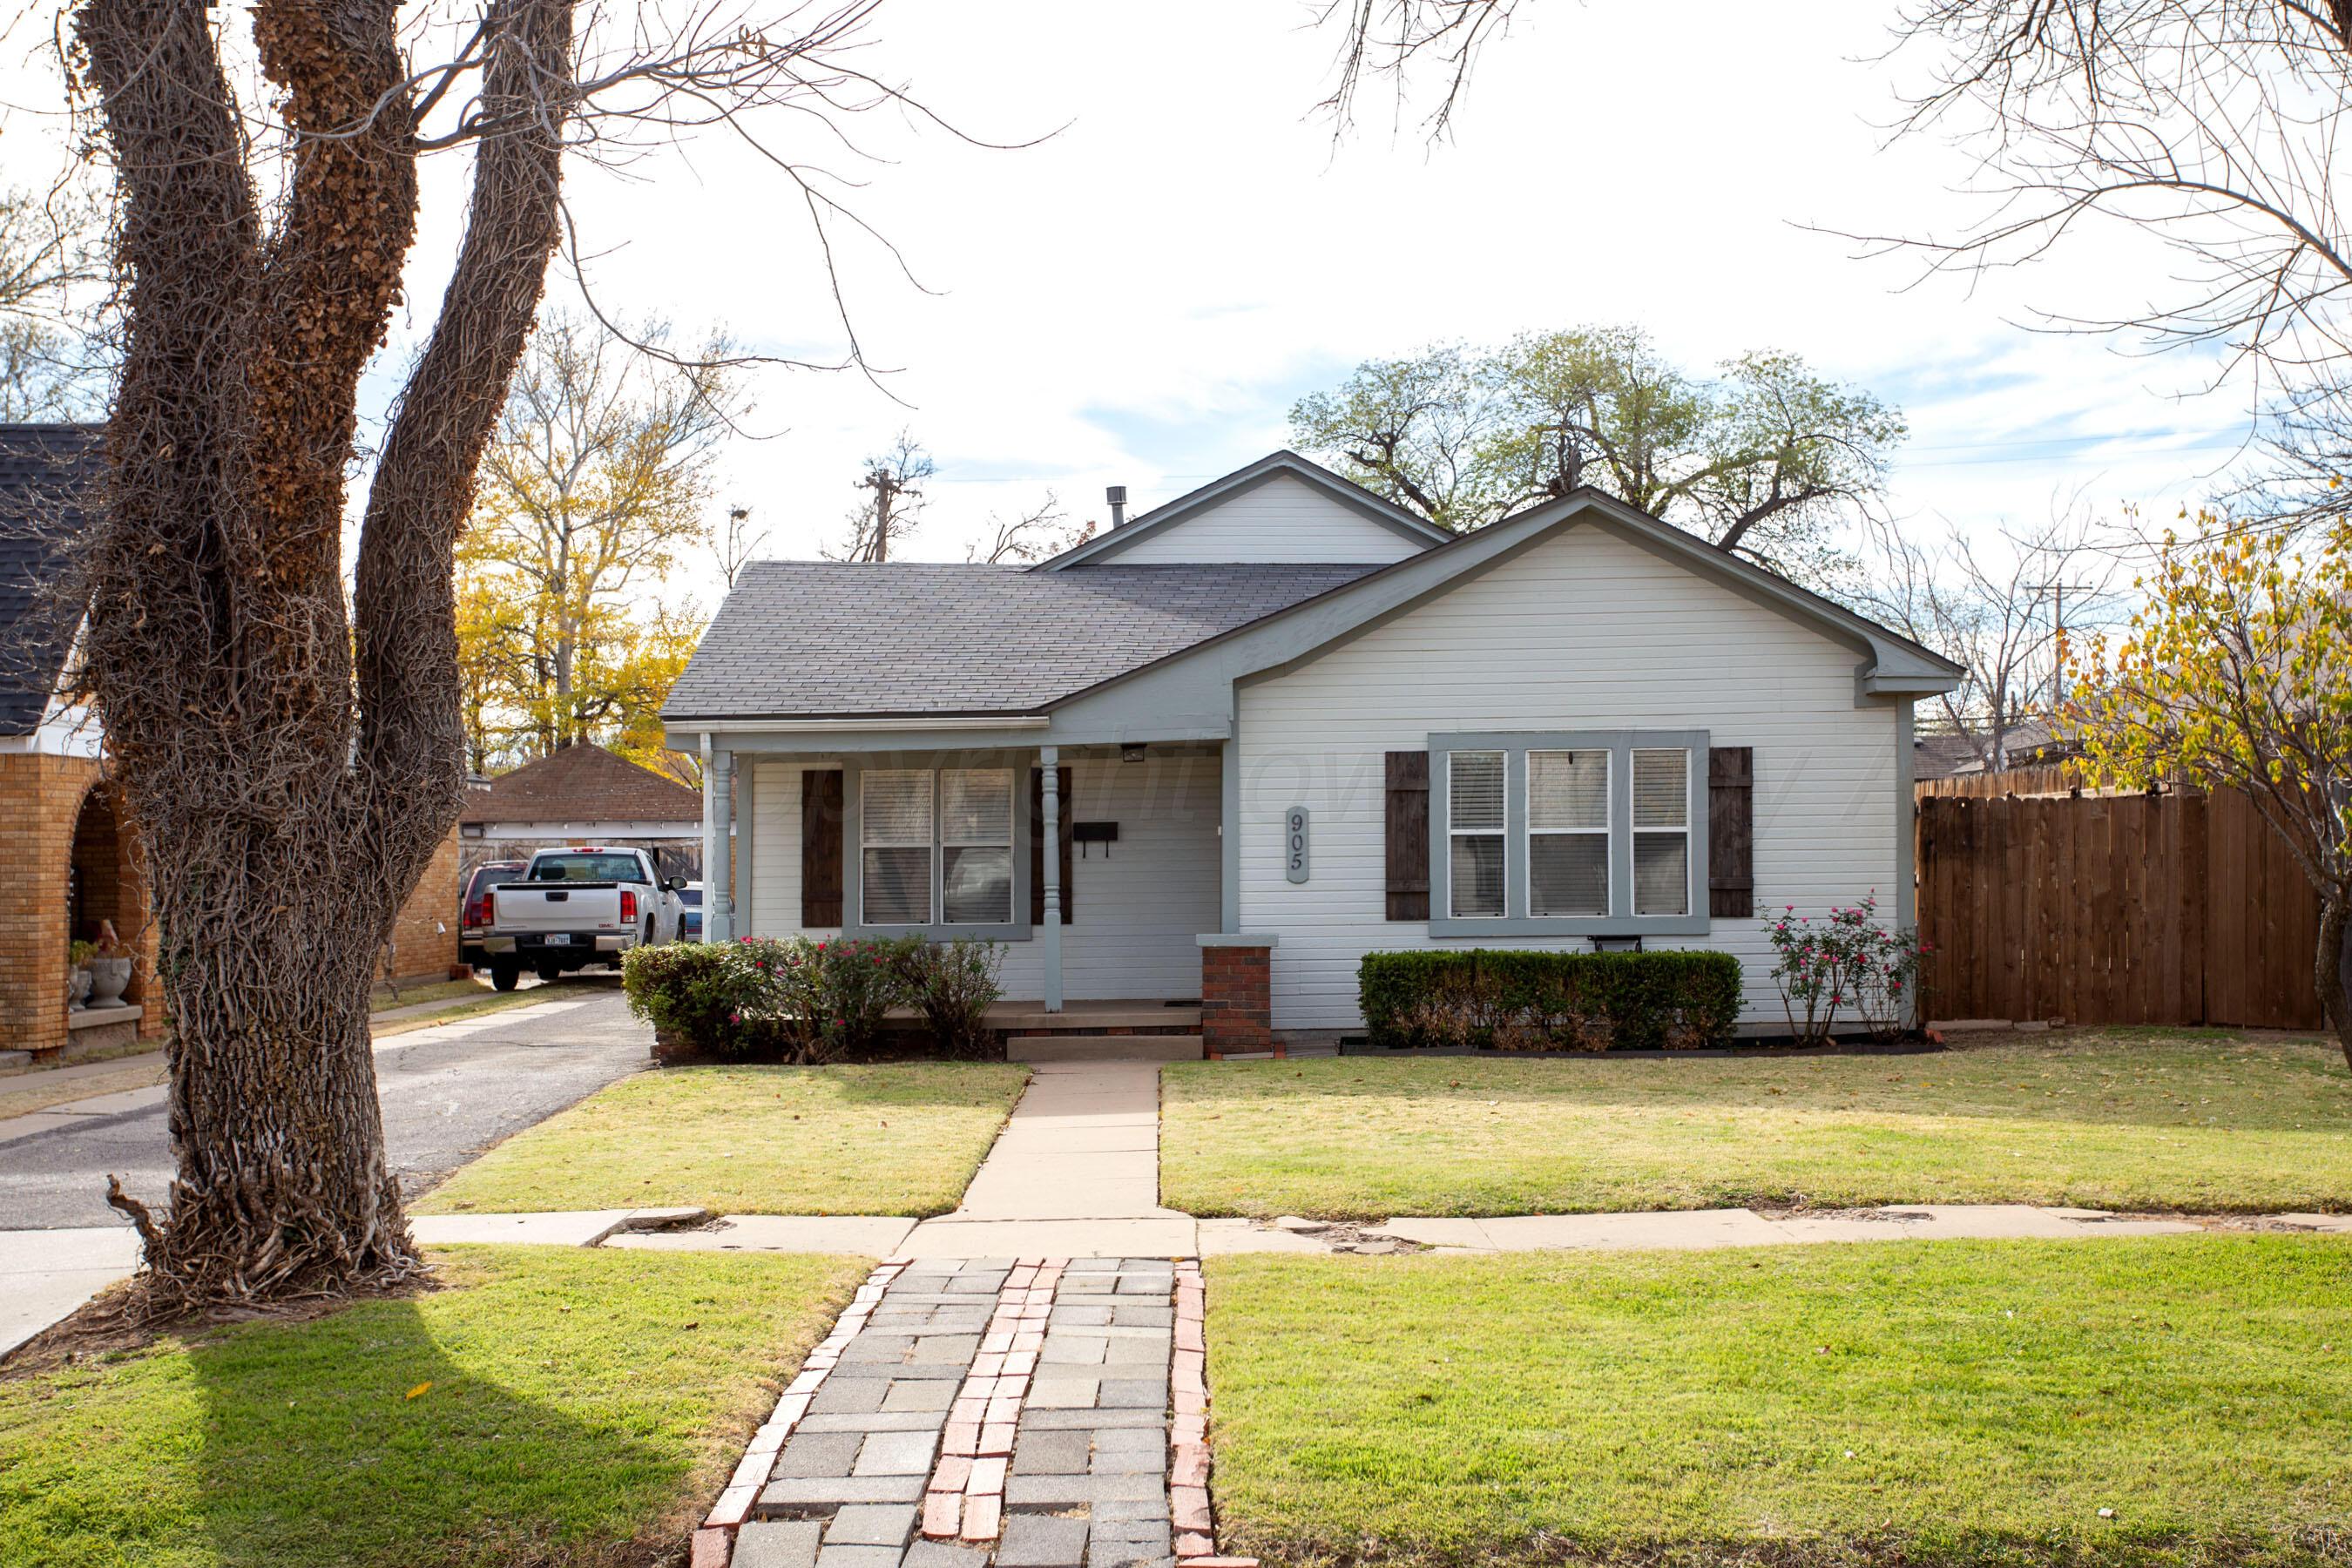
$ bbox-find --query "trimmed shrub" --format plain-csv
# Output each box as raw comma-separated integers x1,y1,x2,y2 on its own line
626,935,1008,1061
1358,949,1743,1051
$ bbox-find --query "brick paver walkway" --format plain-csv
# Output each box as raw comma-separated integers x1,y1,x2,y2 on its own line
698,1254,1238,1568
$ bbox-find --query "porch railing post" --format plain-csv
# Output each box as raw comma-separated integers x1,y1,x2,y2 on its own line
1041,744,1062,1012
706,744,733,944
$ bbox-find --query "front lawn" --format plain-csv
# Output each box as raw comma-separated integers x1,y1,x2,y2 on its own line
414,1063,1029,1217
1206,1236,2352,1567
1160,1031,2352,1217
0,1245,865,1568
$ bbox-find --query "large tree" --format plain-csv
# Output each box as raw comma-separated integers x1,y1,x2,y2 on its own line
1876,2,2352,529
60,0,1508,1319
457,310,736,767
1291,328,1905,588
71,0,915,1315
2068,517,2352,1067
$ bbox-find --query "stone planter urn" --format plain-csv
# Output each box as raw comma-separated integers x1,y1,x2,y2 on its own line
67,967,92,1010
85,956,133,1009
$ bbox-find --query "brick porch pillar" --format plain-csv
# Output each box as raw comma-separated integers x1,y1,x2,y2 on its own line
1196,933,1279,1058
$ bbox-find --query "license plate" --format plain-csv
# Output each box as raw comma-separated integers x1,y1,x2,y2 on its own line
543,933,571,946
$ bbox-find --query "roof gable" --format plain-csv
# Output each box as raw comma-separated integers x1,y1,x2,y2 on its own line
462,742,702,824
1036,450,1451,570
1041,489,1964,727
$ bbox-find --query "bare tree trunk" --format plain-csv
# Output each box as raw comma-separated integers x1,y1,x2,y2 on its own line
78,0,572,1313
2320,899,2352,1071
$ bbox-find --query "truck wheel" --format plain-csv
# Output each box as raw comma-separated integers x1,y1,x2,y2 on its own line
489,958,520,992
536,959,564,984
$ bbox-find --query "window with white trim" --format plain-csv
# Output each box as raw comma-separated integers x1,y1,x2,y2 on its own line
941,769,1014,923
1447,749,1505,917
1529,748,1609,916
861,770,935,924
1631,748,1691,916
1428,730,1708,935
860,767,1018,928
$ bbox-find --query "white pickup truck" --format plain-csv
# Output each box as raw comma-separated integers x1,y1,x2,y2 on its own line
478,846,685,990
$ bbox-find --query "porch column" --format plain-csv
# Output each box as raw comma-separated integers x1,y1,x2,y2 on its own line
735,758,755,940
706,744,734,943
1040,744,1063,1012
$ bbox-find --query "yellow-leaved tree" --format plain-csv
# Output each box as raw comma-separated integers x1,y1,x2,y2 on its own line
458,312,740,781
2067,515,2352,1067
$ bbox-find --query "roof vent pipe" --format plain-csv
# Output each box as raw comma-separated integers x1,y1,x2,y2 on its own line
1106,484,1128,528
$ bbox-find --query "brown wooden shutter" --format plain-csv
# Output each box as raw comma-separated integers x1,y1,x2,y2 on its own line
1384,750,1430,921
1028,766,1074,926
1707,746,1754,918
801,768,844,927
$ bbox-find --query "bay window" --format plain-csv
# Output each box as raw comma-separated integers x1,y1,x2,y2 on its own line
1428,730,1709,936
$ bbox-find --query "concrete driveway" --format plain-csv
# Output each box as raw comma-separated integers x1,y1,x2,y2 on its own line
0,980,648,1232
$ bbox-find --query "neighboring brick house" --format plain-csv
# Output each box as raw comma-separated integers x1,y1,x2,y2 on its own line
0,425,163,1060
459,741,703,881
0,426,456,1062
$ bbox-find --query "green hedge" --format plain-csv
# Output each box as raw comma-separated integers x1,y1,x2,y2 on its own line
1357,949,1743,1051
624,936,1005,1063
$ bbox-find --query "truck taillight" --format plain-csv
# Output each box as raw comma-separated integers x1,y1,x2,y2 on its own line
482,890,495,925
620,889,638,923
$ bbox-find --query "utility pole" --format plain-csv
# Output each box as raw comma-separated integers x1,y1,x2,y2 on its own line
2024,578,2094,713
855,463,922,562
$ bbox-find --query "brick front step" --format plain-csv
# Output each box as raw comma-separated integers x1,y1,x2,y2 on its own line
1006,1033,1205,1064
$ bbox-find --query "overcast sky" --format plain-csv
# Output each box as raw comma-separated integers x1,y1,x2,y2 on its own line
4,1,2260,599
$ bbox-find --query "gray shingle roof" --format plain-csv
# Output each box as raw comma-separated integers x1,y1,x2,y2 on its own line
663,561,1382,720
0,424,102,737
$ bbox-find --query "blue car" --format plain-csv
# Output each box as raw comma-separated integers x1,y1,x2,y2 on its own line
679,881,704,940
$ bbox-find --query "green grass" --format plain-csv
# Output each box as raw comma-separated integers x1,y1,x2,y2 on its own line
414,1063,1030,1218
0,1245,867,1568
1161,1031,2352,1217
1206,1236,2352,1568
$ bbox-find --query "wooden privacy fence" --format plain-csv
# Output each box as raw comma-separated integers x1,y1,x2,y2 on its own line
1915,784,2323,1030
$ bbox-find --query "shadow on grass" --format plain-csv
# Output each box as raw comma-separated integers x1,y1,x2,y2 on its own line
0,1292,689,1568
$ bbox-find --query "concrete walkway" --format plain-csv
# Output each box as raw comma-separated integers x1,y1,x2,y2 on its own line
897,1063,1198,1260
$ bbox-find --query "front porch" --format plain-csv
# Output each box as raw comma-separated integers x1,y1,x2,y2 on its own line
694,738,1281,1057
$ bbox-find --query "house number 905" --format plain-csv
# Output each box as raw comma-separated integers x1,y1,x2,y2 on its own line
1284,806,1309,884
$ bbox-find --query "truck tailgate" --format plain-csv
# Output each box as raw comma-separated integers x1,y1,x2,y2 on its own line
493,882,626,931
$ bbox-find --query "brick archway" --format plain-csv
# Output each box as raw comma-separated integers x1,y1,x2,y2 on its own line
68,780,152,1011
0,753,163,1059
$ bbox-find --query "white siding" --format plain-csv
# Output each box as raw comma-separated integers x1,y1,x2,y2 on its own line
1106,473,1426,564
747,763,840,940
742,753,1221,1001
1234,520,1902,1029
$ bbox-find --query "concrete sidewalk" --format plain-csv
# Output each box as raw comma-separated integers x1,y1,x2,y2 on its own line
899,1062,1197,1260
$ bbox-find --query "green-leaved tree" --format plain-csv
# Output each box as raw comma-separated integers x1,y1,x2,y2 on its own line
1292,327,1905,590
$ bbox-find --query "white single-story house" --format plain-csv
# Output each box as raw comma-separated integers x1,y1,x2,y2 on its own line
662,450,1963,1051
